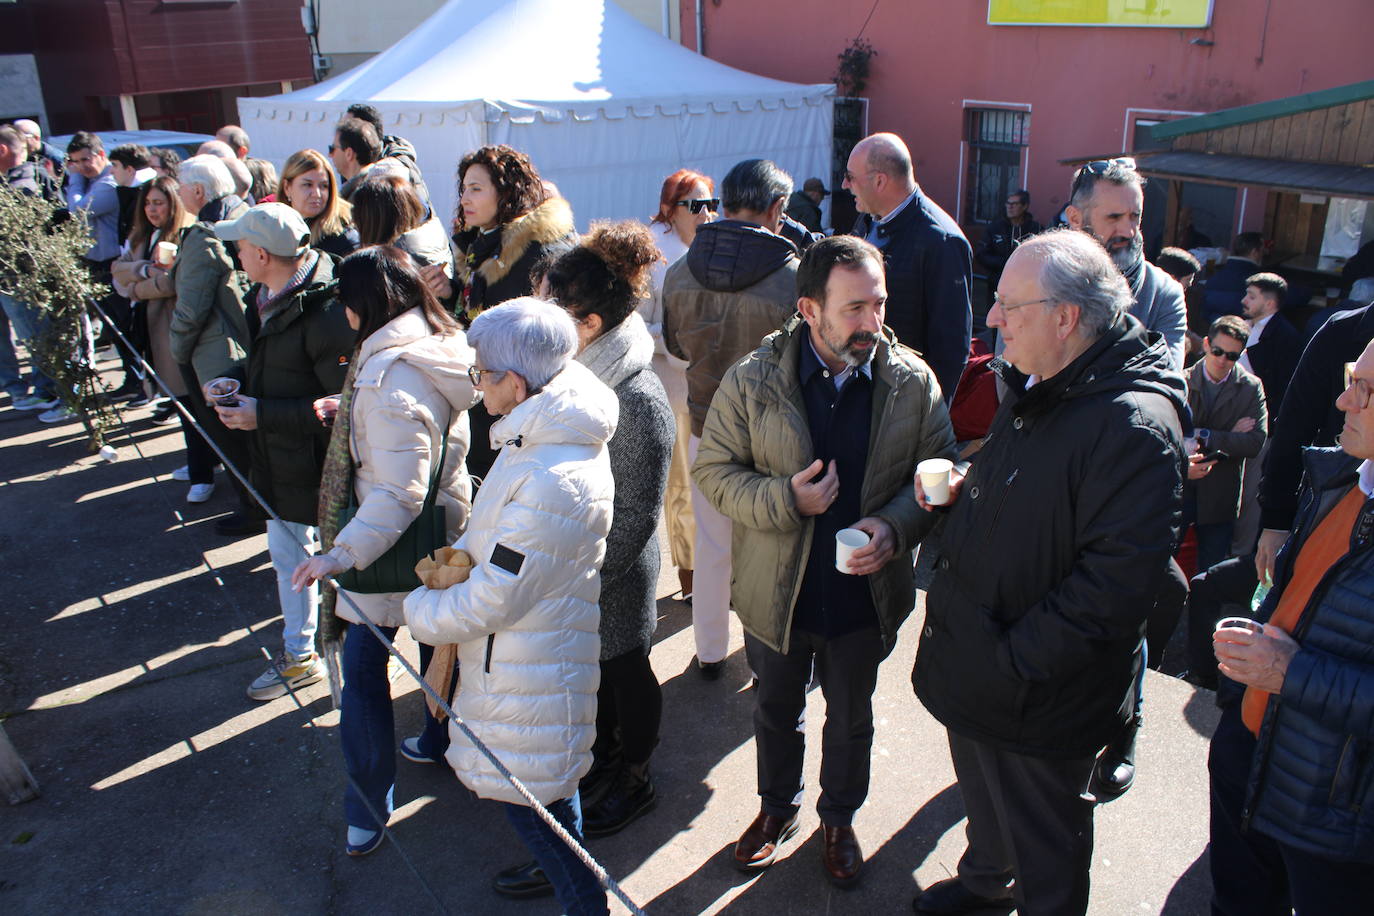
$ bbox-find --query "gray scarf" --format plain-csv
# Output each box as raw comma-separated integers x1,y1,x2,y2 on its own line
577,310,655,391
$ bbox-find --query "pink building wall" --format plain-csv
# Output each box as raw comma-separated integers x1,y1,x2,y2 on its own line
681,0,1373,235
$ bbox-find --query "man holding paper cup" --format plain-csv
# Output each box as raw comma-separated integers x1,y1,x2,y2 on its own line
693,235,956,887
1205,339,1374,915
910,230,1187,916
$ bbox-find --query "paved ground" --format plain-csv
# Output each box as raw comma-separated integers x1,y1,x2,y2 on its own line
0,353,1219,915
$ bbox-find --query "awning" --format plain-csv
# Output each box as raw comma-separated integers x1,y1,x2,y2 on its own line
1132,150,1374,200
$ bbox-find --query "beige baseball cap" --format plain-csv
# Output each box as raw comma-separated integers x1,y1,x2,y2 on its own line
214,202,311,257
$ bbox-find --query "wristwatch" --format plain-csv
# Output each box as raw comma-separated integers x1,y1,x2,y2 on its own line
1197,428,1211,446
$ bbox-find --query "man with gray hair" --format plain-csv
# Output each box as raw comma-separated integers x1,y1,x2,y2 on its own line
197,139,253,201
844,132,972,401
664,158,799,679
13,119,63,177
910,230,1186,916
1065,157,1186,371
170,154,257,535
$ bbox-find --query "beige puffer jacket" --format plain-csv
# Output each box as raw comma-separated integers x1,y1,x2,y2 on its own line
692,315,958,654
327,308,479,625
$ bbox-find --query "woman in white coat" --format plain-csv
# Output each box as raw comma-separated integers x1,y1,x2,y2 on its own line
291,246,477,857
404,298,617,916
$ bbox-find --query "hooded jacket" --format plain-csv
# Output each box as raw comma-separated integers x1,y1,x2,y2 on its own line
662,219,799,437
241,253,356,524
694,315,958,653
404,360,618,806
914,315,1187,758
452,196,575,317
169,195,251,384
327,308,479,625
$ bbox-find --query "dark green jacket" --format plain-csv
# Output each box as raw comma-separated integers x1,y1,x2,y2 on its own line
242,254,354,524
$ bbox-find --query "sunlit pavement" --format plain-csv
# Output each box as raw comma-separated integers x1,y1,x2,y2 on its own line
0,356,1216,915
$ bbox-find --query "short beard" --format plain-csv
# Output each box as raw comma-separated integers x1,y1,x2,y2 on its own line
1082,219,1143,273
820,317,880,368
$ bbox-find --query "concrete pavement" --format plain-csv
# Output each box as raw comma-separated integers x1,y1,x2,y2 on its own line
0,359,1217,915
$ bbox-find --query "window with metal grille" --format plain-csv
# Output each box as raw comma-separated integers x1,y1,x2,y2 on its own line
964,108,1030,224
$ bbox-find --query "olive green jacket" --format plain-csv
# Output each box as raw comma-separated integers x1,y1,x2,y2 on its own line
169,209,251,384
692,316,958,653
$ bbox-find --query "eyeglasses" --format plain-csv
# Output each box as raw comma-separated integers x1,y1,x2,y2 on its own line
991,293,1057,314
1344,362,1374,410
1209,346,1243,361
676,198,719,215
327,144,337,154
843,168,879,185
467,366,506,387
1070,157,1137,199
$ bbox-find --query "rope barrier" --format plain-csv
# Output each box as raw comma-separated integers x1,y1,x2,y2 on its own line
82,296,646,915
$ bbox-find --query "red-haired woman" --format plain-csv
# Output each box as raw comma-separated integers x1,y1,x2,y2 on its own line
642,169,716,600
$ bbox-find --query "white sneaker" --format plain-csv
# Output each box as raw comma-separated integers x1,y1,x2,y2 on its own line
38,405,77,424
172,465,191,482
187,483,215,504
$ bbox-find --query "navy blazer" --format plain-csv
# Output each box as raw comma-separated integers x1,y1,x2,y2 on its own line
1202,257,1262,324
852,188,972,402
1245,312,1302,416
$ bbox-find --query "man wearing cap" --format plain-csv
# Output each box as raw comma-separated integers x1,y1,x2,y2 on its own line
212,203,355,701
786,177,828,234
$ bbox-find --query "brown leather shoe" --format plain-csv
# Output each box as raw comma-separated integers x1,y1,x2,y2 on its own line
732,811,799,872
821,824,863,888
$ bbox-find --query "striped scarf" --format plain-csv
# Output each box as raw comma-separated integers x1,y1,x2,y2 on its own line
315,355,359,704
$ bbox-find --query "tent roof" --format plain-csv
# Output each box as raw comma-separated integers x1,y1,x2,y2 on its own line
284,0,831,111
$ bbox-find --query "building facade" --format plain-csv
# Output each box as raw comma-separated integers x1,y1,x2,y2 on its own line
0,0,313,134
681,0,1373,247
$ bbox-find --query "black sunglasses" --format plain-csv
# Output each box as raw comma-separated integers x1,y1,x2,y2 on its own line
676,198,719,215
327,144,337,154
1070,157,1136,199
1210,345,1243,362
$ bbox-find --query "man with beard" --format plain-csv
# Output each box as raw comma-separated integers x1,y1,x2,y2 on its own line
1066,158,1186,372
1063,157,1187,800
694,235,957,886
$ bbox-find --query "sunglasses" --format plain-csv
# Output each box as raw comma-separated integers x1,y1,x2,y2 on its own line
327,144,337,154
1070,157,1136,199
676,198,719,214
1210,345,1243,361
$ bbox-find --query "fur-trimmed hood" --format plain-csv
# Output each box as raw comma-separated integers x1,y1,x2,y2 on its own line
454,196,575,289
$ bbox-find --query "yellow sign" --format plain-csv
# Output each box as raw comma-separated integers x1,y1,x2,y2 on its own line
988,0,1213,27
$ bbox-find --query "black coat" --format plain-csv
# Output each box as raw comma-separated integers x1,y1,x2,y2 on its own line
1245,312,1302,416
852,189,972,402
913,316,1187,758
242,254,355,524
974,215,1042,281
1260,304,1374,531
1202,257,1261,324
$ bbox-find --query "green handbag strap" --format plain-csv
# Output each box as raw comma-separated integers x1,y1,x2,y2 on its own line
345,418,451,514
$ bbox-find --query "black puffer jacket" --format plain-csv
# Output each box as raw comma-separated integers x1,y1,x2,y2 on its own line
242,254,355,524
913,316,1187,758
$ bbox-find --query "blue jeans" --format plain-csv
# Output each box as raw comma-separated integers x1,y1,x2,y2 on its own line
502,795,608,916
1194,521,1236,576
340,624,450,830
0,292,55,399
0,304,26,398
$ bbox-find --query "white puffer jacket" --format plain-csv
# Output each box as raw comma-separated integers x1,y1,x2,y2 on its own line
404,360,618,806
328,308,479,626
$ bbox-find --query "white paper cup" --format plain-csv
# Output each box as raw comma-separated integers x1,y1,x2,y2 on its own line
1215,616,1263,635
155,241,178,265
917,457,954,505
835,528,870,574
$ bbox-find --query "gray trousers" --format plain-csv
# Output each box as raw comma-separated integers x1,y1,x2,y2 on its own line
949,730,1097,916
745,626,886,826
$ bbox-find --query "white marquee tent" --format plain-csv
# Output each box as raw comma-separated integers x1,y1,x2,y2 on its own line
238,0,834,230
